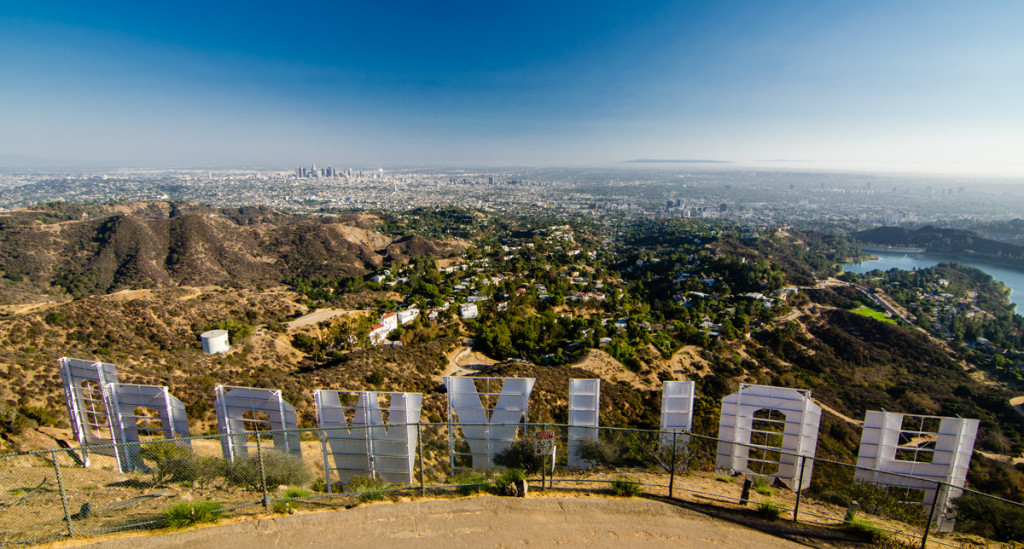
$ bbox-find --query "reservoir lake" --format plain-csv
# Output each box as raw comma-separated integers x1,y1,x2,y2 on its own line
842,251,1023,315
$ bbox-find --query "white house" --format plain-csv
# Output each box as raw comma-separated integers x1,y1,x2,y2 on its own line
369,323,390,345
397,308,419,325
459,303,478,320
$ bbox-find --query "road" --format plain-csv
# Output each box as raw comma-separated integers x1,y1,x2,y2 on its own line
62,496,839,549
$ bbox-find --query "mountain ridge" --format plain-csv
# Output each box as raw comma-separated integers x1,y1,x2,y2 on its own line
0,202,467,302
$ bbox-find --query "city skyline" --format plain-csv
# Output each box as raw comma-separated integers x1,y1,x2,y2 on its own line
2,1,1023,177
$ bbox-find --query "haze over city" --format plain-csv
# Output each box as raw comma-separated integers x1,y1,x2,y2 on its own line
2,1,1023,176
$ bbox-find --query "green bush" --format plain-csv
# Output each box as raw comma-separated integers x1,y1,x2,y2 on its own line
272,500,295,514
752,476,774,496
310,477,329,493
954,492,1024,542
610,476,642,497
494,469,526,492
816,490,852,508
601,429,660,468
844,517,886,541
452,472,491,496
160,501,223,529
347,476,392,502
141,442,225,486
493,440,544,474
226,450,312,491
272,486,313,513
809,480,925,526
283,486,311,499
576,437,616,468
204,318,254,344
17,405,60,427
755,501,782,521
0,404,37,436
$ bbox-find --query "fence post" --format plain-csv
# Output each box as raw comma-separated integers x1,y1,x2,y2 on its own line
669,431,677,499
740,478,752,506
256,433,270,511
920,482,941,549
793,455,806,522
418,423,425,496
51,450,75,537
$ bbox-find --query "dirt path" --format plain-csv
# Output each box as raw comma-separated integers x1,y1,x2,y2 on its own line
814,399,864,427
1011,396,1024,419
53,496,835,549
286,308,369,330
436,344,499,380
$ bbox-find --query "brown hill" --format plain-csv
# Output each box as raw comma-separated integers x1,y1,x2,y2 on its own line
0,202,467,302
385,234,440,260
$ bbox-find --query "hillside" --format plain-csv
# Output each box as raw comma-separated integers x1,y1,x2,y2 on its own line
0,202,466,303
855,225,1024,267
2,206,1023,503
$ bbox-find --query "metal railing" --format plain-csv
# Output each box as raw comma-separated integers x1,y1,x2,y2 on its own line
1,424,1021,547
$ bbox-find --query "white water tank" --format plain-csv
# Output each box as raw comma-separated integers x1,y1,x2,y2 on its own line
201,329,230,354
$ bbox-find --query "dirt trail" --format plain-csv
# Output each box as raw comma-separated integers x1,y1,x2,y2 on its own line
286,308,369,330
814,400,864,427
52,496,831,549
436,344,498,380
1010,396,1024,418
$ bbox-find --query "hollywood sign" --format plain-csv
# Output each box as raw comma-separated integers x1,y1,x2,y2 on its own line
58,357,977,529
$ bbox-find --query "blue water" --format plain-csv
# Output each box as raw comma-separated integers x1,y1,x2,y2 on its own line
842,252,1023,315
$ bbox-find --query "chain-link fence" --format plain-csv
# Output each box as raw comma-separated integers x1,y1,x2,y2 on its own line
1,424,1022,547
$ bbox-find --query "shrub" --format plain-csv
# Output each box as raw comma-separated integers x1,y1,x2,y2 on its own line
576,437,616,468
272,486,312,513
755,501,782,521
140,442,226,485
283,486,311,499
610,476,642,498
0,404,36,436
452,472,490,496
347,476,392,502
954,491,1024,542
816,490,852,508
175,456,225,486
602,429,660,468
310,477,328,493
226,450,311,491
493,440,544,474
809,476,926,526
141,442,225,486
494,469,526,491
204,318,254,344
713,474,734,484
844,517,886,541
17,405,60,427
752,476,774,496
272,500,295,514
160,501,223,529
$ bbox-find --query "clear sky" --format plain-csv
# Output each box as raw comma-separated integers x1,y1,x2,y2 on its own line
1,1,1022,175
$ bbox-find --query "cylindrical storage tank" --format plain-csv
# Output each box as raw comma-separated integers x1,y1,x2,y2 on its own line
201,329,230,354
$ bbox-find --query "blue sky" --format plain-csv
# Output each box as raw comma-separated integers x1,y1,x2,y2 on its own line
1,1,1022,174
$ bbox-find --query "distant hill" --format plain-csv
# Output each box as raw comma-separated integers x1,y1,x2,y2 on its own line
855,225,1024,268
0,201,466,302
